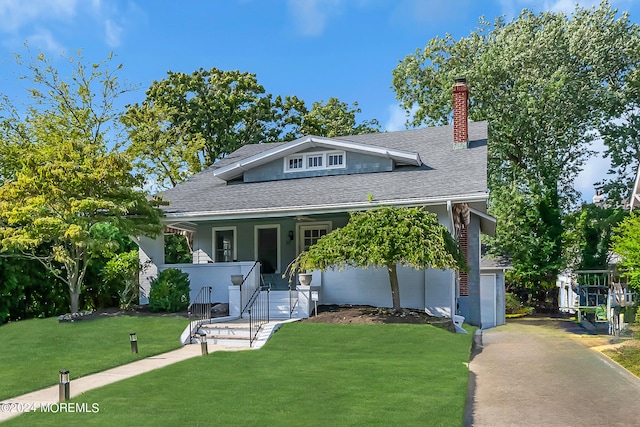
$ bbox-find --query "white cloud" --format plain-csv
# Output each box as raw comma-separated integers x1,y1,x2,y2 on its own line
0,0,132,51
384,103,417,132
0,0,78,32
105,18,123,48
287,0,343,36
25,28,65,53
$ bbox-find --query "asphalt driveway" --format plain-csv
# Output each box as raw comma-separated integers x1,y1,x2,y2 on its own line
466,317,640,427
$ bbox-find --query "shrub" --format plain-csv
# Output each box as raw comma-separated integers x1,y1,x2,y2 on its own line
148,269,191,313
505,292,522,314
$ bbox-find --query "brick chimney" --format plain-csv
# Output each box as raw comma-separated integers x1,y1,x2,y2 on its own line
453,77,468,149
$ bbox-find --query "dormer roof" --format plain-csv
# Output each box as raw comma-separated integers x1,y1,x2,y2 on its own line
212,135,422,181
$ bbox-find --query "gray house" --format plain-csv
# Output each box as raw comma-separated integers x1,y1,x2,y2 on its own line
138,79,501,327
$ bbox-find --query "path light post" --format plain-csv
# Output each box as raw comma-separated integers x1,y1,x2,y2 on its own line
130,332,138,353
59,369,70,402
199,333,208,355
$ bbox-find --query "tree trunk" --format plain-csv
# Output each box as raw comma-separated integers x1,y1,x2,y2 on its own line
387,263,401,311
70,290,80,314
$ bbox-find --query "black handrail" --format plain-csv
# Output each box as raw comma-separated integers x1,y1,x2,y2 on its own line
248,279,270,347
187,286,212,344
239,261,260,315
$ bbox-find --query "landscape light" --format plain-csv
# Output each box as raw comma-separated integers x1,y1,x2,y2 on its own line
59,369,70,402
200,333,208,355
130,332,138,353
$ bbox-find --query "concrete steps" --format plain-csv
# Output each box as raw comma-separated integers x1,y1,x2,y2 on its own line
268,290,299,319
188,290,303,349
198,320,252,348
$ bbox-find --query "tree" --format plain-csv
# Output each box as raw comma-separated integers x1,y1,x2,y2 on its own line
563,203,627,271
122,68,279,188
600,68,640,201
285,206,464,310
0,49,163,313
392,2,640,298
611,213,640,291
103,249,140,310
123,68,379,190
283,98,380,140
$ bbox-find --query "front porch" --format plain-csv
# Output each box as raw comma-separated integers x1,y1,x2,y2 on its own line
136,209,464,328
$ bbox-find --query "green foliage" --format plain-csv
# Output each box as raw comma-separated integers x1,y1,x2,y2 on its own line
505,293,522,315
0,48,163,313
285,97,380,139
563,203,627,270
623,304,637,324
103,250,140,310
164,233,192,264
0,253,68,323
612,213,640,292
122,68,379,190
148,268,191,313
285,206,464,310
392,3,640,297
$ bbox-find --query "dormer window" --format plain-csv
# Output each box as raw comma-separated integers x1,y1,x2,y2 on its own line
284,150,346,173
287,156,303,170
307,154,323,169
328,153,343,166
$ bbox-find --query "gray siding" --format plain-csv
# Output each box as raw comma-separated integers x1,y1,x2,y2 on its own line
244,150,393,183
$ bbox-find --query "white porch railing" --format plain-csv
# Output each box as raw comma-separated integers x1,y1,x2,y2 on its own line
157,261,260,305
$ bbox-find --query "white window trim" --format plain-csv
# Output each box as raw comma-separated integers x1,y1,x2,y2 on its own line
212,226,237,262
284,150,346,173
296,221,333,255
285,156,304,172
254,224,281,274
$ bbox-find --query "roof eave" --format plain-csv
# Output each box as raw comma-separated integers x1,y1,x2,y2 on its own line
162,193,489,222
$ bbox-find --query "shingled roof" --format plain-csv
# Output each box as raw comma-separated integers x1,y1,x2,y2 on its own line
159,121,489,220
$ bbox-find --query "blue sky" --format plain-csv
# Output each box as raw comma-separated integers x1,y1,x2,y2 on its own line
1,0,639,201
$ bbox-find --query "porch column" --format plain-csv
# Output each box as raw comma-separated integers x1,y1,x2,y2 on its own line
297,286,310,318
229,285,240,317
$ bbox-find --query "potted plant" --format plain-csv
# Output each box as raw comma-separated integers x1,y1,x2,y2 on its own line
298,272,313,286
284,250,321,287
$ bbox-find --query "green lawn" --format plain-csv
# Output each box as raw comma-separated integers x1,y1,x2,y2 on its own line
604,344,640,377
0,315,188,400
9,322,476,427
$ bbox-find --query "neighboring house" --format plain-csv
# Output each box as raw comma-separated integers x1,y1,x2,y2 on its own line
137,79,501,327
557,183,637,333
480,255,510,328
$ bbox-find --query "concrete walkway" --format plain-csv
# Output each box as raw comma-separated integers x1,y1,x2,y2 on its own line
466,317,640,427
0,319,290,424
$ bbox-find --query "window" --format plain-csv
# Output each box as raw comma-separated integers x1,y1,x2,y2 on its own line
287,157,303,171
328,153,343,166
284,151,345,173
298,222,332,253
212,227,237,262
307,155,323,169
